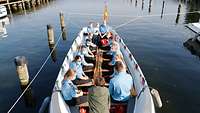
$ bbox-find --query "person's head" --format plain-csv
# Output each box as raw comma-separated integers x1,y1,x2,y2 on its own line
94,77,106,87
114,61,125,72
99,24,107,35
74,55,82,62
64,69,75,80
115,54,122,61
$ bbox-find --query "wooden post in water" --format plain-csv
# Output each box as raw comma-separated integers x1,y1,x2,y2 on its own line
175,4,181,24
18,3,23,11
37,0,41,5
135,0,137,7
59,12,67,40
6,0,12,14
149,0,152,13
31,0,36,8
47,24,55,46
14,56,29,86
11,4,18,12
25,1,31,9
161,1,165,19
21,0,26,11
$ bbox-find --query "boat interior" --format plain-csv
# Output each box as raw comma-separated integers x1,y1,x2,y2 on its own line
49,24,155,113
69,31,136,113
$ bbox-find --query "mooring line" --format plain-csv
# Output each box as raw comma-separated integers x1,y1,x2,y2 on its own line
114,17,142,30
7,32,63,113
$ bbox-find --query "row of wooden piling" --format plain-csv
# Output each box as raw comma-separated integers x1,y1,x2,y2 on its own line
14,12,66,86
4,0,52,13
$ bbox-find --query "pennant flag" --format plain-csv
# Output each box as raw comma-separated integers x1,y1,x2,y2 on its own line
103,0,109,24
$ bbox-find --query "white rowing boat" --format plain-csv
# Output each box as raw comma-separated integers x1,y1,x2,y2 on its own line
44,22,162,113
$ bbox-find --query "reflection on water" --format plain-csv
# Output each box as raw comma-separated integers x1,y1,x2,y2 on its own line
49,44,57,62
0,16,10,38
20,85,36,108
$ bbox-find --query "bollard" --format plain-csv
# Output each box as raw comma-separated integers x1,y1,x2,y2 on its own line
59,12,67,40
47,24,55,45
14,56,29,86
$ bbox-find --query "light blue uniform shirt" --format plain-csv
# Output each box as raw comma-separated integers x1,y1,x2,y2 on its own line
61,80,77,101
69,61,85,80
109,71,133,101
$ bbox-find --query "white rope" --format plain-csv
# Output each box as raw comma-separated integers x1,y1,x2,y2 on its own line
113,10,200,30
114,17,142,29
7,32,63,113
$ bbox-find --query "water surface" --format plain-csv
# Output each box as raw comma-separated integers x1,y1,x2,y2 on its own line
0,0,200,113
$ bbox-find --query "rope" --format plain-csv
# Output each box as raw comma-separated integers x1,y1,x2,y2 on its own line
114,17,142,29
7,32,63,113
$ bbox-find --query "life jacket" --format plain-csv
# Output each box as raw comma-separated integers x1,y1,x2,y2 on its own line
101,38,109,46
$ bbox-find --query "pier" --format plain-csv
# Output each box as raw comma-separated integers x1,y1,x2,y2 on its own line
0,0,52,13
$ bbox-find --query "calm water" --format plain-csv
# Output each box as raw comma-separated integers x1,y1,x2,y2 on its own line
0,0,200,113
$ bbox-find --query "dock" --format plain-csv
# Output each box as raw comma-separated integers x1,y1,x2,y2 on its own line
0,0,51,13
186,22,200,34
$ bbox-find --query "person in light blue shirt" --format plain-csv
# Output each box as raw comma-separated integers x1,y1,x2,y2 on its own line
62,69,87,106
109,61,133,102
69,55,92,85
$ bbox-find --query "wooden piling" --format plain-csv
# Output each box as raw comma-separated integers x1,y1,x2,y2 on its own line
18,3,23,10
11,4,18,11
31,0,36,8
161,1,165,19
142,0,144,10
175,4,181,24
59,12,66,40
149,0,152,13
135,0,137,7
25,1,31,9
36,0,41,5
47,24,55,45
60,12,65,30
14,56,29,86
6,0,12,14
21,0,26,11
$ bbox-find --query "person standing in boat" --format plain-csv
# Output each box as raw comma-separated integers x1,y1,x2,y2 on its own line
61,69,87,106
109,61,133,102
88,77,110,113
92,24,109,47
69,55,92,85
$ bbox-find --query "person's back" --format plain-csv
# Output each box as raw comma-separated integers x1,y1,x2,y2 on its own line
88,77,110,113
109,61,133,102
